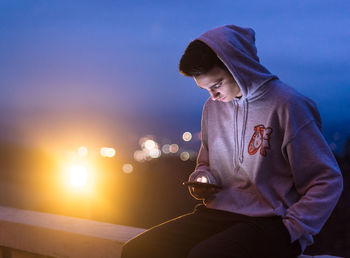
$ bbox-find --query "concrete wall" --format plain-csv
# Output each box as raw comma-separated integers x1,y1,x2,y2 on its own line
0,206,145,258
0,206,342,258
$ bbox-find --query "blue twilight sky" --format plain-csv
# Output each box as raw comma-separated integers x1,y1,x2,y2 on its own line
1,0,350,153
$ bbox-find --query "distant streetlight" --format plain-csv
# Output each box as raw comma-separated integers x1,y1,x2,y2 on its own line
70,165,87,187
122,163,134,174
180,152,190,161
100,147,116,158
144,139,157,150
182,132,192,142
169,144,179,153
77,146,88,157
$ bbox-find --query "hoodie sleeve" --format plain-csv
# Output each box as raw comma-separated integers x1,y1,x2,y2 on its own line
189,101,217,183
282,119,343,250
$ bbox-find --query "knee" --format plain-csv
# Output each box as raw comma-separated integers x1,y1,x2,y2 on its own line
187,242,215,258
188,241,246,258
187,247,205,258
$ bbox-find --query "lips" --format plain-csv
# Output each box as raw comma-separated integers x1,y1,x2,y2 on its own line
212,95,225,101
217,96,225,101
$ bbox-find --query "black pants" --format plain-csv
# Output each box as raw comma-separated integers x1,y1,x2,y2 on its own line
122,205,301,258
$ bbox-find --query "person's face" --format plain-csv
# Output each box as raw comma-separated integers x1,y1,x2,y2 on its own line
194,66,242,102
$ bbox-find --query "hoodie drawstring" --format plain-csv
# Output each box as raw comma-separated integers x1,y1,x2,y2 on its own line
239,99,248,163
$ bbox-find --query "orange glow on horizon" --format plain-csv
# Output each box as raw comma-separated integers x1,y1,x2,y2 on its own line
70,165,87,187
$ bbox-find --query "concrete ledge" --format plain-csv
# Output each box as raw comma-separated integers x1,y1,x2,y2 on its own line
0,206,342,258
0,206,145,258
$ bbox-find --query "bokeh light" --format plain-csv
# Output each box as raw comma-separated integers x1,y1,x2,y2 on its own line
135,136,161,161
77,146,88,157
100,147,116,158
70,165,87,187
122,163,134,174
182,132,192,142
144,139,157,150
134,150,146,162
150,149,161,158
169,144,179,153
162,144,170,154
180,151,190,161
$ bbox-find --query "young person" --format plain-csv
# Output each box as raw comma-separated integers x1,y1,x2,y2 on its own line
121,24,343,258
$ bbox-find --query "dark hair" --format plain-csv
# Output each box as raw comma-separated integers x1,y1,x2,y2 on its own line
179,40,228,77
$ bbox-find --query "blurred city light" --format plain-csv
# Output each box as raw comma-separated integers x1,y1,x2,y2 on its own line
169,144,179,153
162,144,170,154
122,163,134,174
77,146,88,157
134,150,146,162
135,136,162,161
180,151,190,161
100,147,116,158
150,149,161,158
70,165,87,187
139,136,155,147
182,132,192,142
144,139,157,150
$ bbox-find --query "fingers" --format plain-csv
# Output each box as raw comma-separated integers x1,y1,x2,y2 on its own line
189,185,219,200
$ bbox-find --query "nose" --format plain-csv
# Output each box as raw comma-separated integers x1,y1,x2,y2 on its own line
209,89,220,100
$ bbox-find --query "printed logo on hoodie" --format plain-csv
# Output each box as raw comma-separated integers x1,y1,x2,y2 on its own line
248,125,273,156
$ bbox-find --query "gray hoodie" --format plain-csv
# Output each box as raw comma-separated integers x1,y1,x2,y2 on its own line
189,25,343,251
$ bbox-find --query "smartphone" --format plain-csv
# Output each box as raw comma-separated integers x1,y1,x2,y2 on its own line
182,181,222,189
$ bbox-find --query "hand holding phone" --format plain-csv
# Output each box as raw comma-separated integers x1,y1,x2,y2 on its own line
183,175,222,201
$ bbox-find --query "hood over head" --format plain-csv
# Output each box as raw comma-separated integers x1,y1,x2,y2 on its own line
197,25,277,99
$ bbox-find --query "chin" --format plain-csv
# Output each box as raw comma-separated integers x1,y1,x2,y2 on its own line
221,97,232,102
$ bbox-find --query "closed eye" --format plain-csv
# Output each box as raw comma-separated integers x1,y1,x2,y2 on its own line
210,82,222,90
